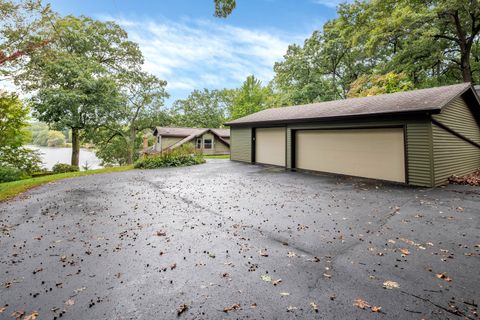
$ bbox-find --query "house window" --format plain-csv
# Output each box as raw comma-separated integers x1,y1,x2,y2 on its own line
196,138,202,149
203,139,212,149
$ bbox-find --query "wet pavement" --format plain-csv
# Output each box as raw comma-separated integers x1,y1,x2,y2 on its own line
0,159,479,319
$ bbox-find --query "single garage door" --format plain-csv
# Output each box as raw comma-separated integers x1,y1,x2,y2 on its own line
296,128,405,183
255,127,286,166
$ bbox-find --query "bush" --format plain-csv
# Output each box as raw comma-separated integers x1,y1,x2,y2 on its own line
134,144,205,169
0,146,43,174
0,166,25,183
52,163,80,173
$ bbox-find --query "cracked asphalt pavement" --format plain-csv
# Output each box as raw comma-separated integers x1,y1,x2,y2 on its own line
1,159,479,319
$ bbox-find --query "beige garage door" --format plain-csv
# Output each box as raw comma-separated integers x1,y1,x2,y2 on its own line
255,127,286,166
296,128,405,182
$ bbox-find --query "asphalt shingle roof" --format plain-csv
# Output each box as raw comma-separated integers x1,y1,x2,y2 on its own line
225,83,472,126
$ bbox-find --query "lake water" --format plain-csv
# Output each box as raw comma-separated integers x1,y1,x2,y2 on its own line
27,145,103,171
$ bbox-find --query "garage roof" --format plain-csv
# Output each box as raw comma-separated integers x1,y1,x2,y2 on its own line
225,83,473,126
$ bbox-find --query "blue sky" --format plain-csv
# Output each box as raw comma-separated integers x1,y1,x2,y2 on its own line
47,0,345,105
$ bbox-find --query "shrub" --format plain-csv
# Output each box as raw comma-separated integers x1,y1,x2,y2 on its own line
0,166,25,183
0,146,43,174
134,144,205,169
52,163,80,173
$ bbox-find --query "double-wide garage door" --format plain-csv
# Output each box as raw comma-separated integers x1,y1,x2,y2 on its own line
296,128,406,183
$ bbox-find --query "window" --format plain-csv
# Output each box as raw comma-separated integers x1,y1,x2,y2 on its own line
196,138,202,149
203,139,212,149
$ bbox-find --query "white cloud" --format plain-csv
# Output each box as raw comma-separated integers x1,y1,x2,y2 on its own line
110,17,304,98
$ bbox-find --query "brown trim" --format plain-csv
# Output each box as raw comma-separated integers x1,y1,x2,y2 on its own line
291,129,296,170
225,110,438,127
403,125,409,184
431,119,480,149
251,127,256,163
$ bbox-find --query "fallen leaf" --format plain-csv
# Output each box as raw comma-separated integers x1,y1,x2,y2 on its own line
323,273,332,278
177,303,188,316
280,292,290,296
11,310,25,319
74,287,86,293
310,302,319,313
383,280,399,289
436,272,452,282
0,306,5,314
272,279,282,286
399,248,410,256
261,275,271,282
371,306,382,313
155,230,166,236
287,251,296,257
223,304,240,312
258,249,268,257
64,298,75,306
353,298,370,309
24,311,39,320
287,306,297,312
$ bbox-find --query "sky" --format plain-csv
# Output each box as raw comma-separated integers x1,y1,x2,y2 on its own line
46,0,345,105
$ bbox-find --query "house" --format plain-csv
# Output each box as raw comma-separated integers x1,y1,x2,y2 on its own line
152,127,230,155
225,83,480,187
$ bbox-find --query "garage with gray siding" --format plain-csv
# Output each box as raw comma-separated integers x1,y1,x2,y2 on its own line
226,83,480,187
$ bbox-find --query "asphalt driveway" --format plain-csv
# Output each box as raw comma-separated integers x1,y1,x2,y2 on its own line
0,160,479,319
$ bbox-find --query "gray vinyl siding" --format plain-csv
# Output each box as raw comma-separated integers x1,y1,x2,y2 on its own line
230,127,252,162
431,97,480,186
406,121,434,187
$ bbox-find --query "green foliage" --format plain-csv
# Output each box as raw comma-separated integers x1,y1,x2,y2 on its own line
214,0,236,18
52,163,79,173
347,72,415,98
0,92,30,147
47,130,66,147
0,0,54,75
229,75,276,120
134,144,205,169
18,15,143,165
172,89,230,128
0,166,25,183
0,146,43,174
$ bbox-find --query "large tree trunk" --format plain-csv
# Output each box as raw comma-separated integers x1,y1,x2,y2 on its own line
126,127,136,165
71,128,80,166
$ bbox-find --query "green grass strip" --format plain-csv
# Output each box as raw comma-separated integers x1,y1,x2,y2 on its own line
0,165,133,202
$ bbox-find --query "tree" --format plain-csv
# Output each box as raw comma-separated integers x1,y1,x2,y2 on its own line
229,75,275,120
19,15,143,166
172,89,230,128
0,91,42,174
347,72,415,98
96,70,169,165
0,91,30,147
0,0,54,76
214,0,236,18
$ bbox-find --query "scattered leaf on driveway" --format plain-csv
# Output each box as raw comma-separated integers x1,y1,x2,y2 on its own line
177,303,188,316
272,279,282,286
353,298,370,309
258,249,268,257
383,280,399,289
11,310,25,319
287,251,296,257
399,248,410,256
64,298,75,306
371,306,382,313
155,230,166,236
0,306,5,313
310,302,319,312
261,275,271,282
280,292,290,296
24,311,39,320
436,272,452,282
223,304,240,312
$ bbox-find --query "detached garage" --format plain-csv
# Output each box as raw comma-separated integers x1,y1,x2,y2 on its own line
226,83,480,187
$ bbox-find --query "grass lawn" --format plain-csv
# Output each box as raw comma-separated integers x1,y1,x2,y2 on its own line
0,165,133,202
204,154,230,159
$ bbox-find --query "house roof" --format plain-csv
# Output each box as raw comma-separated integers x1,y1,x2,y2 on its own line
153,127,230,150
225,83,473,126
